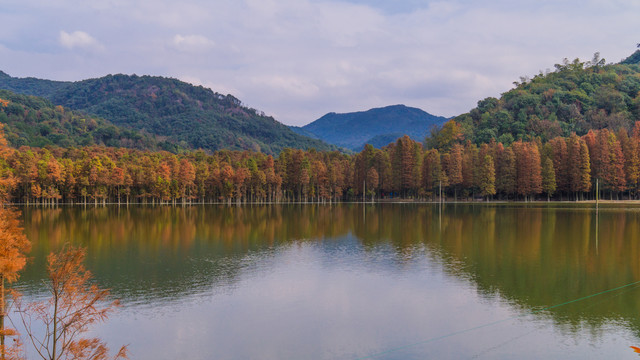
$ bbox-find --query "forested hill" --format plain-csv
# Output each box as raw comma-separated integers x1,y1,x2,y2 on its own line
0,72,337,155
0,89,174,150
293,105,448,151
430,53,640,147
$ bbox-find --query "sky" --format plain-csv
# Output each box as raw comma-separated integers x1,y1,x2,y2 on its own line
0,0,639,126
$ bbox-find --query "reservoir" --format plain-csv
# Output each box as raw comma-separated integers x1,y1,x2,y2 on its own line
14,203,640,359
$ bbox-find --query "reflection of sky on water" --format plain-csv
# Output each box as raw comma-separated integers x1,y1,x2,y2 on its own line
87,237,637,360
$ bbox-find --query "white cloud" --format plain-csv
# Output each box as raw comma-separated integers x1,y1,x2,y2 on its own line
58,30,104,51
170,34,215,53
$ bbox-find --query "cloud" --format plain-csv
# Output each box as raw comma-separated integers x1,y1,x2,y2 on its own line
170,34,215,53
2,0,638,126
58,30,104,51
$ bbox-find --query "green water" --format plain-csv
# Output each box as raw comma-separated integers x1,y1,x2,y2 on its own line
13,203,640,359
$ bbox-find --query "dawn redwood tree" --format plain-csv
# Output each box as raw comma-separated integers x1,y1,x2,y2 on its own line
312,160,329,201
445,144,464,200
477,154,496,200
177,159,196,204
579,140,592,195
353,145,376,197
627,126,640,197
14,247,127,360
495,144,516,199
462,141,478,197
548,137,569,194
328,158,345,202
513,141,542,201
300,166,311,202
421,149,444,198
541,157,557,201
566,134,584,198
233,167,249,203
194,161,209,203
365,167,379,201
372,150,392,196
154,162,172,204
0,207,30,359
391,136,422,197
590,129,626,196
608,132,627,195
11,150,38,205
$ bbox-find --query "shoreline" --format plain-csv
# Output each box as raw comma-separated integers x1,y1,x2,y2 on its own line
6,199,640,206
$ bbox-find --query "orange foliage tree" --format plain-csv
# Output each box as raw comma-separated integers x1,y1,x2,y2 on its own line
13,247,127,360
0,207,30,359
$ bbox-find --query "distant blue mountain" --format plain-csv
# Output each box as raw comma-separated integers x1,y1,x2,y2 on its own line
293,104,449,151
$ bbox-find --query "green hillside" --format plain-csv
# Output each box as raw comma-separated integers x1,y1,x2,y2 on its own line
436,53,640,146
0,89,174,150
0,72,337,155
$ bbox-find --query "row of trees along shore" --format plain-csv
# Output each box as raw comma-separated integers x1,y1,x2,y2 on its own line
1,117,640,204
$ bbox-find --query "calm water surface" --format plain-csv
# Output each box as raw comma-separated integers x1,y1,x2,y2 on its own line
13,203,640,359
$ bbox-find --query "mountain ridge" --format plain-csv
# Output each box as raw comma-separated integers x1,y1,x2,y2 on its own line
297,104,448,150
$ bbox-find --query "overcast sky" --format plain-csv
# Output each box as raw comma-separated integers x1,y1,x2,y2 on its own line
0,0,638,126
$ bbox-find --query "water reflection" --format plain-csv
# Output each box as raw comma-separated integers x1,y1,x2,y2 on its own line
16,204,640,359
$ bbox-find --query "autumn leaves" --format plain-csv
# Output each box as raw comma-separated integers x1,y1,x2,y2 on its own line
0,208,126,360
0,207,30,359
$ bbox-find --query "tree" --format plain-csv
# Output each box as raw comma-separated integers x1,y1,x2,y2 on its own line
421,149,444,198
0,125,16,203
353,145,375,196
512,141,542,200
578,140,592,194
462,142,478,195
548,137,568,194
444,144,464,199
478,155,496,200
566,134,585,197
365,167,379,201
391,136,422,197
14,246,127,360
541,157,557,201
177,159,196,203
0,207,30,359
427,120,463,150
496,145,516,198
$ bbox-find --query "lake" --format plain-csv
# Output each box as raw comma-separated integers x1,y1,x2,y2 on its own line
13,203,640,359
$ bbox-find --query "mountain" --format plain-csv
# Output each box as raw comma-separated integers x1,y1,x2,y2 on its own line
0,72,337,155
433,53,640,147
0,89,174,150
297,105,448,151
